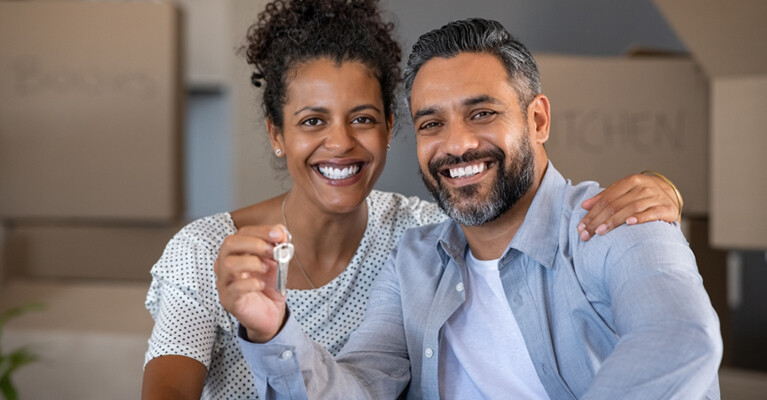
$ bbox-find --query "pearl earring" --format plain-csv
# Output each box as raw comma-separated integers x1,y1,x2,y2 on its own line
275,148,282,156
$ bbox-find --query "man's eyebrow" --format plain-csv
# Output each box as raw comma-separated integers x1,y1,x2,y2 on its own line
412,106,439,121
463,94,501,107
294,106,330,115
413,95,502,121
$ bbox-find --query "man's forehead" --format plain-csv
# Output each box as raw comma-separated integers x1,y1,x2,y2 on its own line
410,53,516,113
416,52,504,79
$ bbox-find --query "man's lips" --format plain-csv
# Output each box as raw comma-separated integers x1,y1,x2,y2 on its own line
441,161,488,179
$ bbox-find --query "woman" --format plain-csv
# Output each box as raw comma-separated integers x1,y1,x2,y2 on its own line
141,0,683,398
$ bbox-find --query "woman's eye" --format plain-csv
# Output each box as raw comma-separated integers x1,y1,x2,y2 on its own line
301,118,324,127
352,116,375,124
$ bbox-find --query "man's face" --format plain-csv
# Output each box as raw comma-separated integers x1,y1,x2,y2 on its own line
410,52,538,226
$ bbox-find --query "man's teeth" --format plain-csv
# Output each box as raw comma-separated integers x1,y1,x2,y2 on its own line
448,163,485,178
319,164,360,180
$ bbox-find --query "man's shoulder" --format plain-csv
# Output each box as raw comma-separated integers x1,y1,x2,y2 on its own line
390,220,453,266
560,178,603,218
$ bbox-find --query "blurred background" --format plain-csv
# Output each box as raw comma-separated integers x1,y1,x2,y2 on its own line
1,0,765,398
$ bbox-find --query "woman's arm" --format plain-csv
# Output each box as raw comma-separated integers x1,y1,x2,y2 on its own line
578,172,684,241
142,355,207,400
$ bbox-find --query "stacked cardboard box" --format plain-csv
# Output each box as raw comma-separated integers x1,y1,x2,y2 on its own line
0,2,183,281
653,0,767,249
537,54,709,215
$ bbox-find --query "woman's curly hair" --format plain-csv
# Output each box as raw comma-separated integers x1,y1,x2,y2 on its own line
245,0,401,131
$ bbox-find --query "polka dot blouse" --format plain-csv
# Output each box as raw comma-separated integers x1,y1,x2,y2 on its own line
144,190,446,399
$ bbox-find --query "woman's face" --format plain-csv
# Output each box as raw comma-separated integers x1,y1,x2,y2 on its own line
270,58,392,214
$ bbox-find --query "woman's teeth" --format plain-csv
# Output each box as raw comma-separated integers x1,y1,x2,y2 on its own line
448,162,485,178
319,164,360,180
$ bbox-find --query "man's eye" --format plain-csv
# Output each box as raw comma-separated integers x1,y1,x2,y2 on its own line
419,121,441,130
472,110,496,119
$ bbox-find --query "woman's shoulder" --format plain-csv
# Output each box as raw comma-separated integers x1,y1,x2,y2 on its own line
367,190,447,229
148,213,234,298
174,212,237,245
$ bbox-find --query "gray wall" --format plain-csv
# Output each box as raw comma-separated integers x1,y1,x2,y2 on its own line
373,0,686,200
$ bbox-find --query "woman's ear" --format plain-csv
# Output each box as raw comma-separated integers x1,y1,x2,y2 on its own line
267,118,285,157
528,94,550,145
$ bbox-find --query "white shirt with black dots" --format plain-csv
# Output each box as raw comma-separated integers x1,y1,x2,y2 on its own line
144,190,446,399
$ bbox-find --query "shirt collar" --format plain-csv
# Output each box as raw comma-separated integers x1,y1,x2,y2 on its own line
436,161,566,270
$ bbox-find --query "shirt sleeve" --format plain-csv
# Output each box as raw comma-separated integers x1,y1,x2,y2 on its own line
577,221,722,399
237,254,411,399
144,229,220,368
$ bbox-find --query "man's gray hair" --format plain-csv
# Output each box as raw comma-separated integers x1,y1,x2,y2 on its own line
404,18,541,111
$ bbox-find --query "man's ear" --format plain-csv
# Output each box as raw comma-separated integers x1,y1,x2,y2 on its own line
528,94,550,145
266,118,285,156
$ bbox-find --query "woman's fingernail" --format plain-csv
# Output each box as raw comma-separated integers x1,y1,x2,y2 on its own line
580,230,590,241
269,229,281,240
577,223,586,232
626,217,638,225
596,224,608,235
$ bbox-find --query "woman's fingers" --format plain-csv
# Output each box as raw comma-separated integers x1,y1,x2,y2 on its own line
578,173,681,241
215,255,270,284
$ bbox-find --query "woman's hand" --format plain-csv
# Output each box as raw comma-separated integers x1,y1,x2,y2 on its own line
578,173,683,241
215,225,290,342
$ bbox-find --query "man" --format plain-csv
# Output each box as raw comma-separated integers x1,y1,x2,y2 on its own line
223,18,722,399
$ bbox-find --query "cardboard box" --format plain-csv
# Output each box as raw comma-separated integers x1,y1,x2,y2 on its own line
653,0,767,248
0,222,6,285
536,54,709,215
0,2,182,222
3,222,183,281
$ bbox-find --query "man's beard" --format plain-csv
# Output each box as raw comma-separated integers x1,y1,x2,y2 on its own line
421,133,535,227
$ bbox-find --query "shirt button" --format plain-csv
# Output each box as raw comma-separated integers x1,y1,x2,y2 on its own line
280,350,294,359
455,282,464,292
424,348,434,358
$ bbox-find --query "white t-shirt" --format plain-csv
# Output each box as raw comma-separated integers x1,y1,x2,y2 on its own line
144,190,445,399
440,249,550,399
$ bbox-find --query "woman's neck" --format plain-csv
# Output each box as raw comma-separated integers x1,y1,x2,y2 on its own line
279,191,368,288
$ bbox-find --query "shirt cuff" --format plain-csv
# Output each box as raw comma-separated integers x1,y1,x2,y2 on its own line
236,310,307,378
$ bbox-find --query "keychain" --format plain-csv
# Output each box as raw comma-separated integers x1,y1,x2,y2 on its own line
273,231,294,296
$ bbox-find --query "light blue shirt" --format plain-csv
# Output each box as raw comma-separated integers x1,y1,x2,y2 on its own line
239,163,722,399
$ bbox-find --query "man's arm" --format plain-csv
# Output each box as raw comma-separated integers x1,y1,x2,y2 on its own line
580,222,722,399
236,254,411,399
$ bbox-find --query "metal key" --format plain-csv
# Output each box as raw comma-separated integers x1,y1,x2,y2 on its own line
273,235,294,296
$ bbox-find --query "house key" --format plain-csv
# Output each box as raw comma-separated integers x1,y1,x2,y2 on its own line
273,233,294,296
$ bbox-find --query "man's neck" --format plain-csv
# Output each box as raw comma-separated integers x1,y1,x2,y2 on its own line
460,166,546,261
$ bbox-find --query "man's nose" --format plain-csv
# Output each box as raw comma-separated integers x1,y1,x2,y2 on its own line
442,122,479,157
